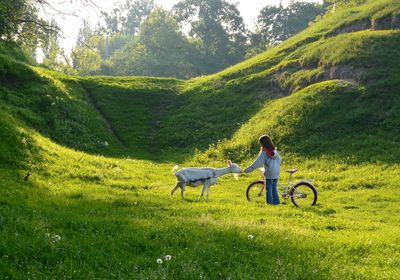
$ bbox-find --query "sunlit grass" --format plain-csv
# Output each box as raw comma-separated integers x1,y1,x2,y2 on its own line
1,131,399,278
1,0,400,278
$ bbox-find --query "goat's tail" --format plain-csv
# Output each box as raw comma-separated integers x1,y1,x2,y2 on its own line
172,165,179,175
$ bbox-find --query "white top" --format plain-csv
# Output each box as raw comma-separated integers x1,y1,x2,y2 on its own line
244,149,281,179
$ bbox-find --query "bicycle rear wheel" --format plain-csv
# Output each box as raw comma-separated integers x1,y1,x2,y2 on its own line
290,181,317,207
246,181,265,203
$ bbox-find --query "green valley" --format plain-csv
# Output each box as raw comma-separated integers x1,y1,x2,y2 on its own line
0,0,399,279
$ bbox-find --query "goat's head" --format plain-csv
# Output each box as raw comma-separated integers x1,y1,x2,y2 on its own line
228,160,242,174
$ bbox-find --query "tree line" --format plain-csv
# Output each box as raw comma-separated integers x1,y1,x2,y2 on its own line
70,0,327,78
0,0,366,78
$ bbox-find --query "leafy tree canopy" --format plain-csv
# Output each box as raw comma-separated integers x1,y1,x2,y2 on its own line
101,0,155,35
108,7,198,78
172,0,248,73
251,1,326,51
0,0,59,53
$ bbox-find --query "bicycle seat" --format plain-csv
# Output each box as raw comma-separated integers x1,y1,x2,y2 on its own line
286,169,298,174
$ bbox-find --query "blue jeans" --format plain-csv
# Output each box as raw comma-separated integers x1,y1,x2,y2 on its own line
266,179,280,205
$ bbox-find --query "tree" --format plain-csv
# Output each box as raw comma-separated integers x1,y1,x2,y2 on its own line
250,5,284,53
91,33,130,60
39,20,69,72
101,0,154,36
0,0,25,40
0,0,59,53
71,1,155,76
109,8,198,78
101,8,122,34
76,20,94,48
252,1,326,51
172,0,248,74
121,0,154,35
71,47,102,75
0,0,97,63
286,1,326,39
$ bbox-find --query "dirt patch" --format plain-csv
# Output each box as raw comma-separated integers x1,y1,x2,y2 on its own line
324,64,366,85
372,14,400,30
300,64,365,90
326,19,371,37
275,63,365,95
327,14,400,38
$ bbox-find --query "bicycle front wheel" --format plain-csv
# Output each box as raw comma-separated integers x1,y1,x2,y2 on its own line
290,181,317,207
246,180,265,203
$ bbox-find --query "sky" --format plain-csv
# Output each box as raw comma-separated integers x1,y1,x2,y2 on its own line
40,0,321,55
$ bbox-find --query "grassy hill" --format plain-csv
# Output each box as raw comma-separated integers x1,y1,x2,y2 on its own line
0,0,400,278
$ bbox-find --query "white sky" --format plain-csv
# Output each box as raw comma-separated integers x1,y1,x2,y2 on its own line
41,0,321,54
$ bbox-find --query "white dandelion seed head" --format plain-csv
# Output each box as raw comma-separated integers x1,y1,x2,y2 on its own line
156,258,163,264
165,255,172,261
248,234,254,240
52,234,61,242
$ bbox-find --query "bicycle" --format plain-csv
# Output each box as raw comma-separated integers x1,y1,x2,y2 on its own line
246,168,318,207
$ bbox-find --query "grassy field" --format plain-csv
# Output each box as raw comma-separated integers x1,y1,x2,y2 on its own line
1,0,400,279
1,132,399,279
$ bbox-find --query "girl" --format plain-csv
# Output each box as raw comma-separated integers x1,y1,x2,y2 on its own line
243,135,281,205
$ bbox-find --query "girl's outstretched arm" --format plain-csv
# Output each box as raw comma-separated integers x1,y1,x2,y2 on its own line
244,151,266,173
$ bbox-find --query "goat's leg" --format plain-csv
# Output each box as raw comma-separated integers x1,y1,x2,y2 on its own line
204,181,212,202
180,184,186,202
199,183,206,201
171,182,180,197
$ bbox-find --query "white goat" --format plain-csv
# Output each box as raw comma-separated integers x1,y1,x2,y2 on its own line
171,160,242,201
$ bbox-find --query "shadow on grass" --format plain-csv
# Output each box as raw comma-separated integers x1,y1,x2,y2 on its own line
0,172,333,279
287,91,399,165
0,111,42,171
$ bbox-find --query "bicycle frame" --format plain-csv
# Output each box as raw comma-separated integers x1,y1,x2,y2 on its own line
247,168,317,206
257,170,296,200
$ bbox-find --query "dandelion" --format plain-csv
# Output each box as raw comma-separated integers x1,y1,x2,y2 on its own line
156,258,163,264
104,141,109,147
165,255,172,261
248,234,254,240
52,234,61,242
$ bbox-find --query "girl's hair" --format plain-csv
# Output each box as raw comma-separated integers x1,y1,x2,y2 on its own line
259,135,275,151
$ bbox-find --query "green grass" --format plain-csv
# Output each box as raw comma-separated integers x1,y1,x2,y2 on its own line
1,0,400,278
1,133,399,279
81,76,183,160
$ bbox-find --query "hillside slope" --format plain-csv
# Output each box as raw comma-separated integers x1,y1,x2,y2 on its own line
83,0,400,160
1,0,399,163
200,30,400,164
